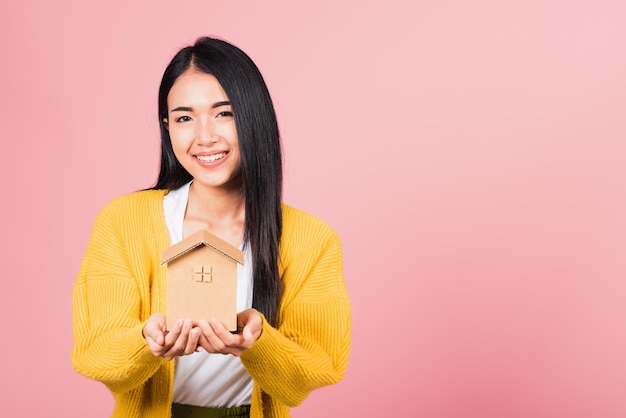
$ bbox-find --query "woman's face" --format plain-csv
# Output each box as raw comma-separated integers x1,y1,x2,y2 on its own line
165,68,241,191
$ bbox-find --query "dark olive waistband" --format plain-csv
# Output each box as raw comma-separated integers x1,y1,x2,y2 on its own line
171,403,251,418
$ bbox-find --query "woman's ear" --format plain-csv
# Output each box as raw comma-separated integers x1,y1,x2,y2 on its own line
163,118,169,131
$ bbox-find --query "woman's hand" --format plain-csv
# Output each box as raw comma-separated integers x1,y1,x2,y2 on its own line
196,308,263,356
142,314,202,361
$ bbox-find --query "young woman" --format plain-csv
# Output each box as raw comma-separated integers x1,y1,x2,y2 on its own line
71,37,351,418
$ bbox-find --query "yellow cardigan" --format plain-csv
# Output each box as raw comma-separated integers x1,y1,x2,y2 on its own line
71,190,351,417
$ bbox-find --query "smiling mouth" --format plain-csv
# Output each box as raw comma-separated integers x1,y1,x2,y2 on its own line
196,152,227,163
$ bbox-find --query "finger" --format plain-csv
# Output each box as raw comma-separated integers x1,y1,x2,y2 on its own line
237,309,263,342
210,320,238,346
199,320,227,352
198,320,235,354
237,324,258,350
145,337,164,355
145,330,165,348
163,319,193,360
209,320,247,355
242,325,253,341
144,314,167,346
198,320,222,353
196,320,214,352
163,319,184,347
144,315,170,355
183,327,201,355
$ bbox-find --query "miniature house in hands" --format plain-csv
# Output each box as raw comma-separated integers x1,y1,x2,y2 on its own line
161,229,244,332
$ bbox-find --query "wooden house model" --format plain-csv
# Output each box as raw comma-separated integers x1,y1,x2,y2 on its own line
161,229,244,332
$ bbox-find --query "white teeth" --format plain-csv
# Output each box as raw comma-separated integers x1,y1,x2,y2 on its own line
196,152,226,162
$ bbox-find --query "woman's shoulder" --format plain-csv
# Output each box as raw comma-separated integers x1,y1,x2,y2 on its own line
282,203,333,229
103,189,166,209
279,205,344,289
281,203,341,246
94,189,168,226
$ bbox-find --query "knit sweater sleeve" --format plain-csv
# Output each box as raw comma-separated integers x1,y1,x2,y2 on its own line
71,194,167,394
240,207,351,407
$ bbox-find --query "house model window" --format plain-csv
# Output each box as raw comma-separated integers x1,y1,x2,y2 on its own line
194,265,213,283
161,229,244,332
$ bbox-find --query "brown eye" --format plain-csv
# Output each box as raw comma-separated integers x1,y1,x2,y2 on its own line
176,115,192,122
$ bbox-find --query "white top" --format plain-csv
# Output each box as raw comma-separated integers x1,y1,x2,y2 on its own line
164,182,253,407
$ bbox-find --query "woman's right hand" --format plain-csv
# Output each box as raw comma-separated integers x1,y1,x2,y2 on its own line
142,314,201,360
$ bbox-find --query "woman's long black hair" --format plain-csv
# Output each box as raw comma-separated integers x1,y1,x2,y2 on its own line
152,37,283,327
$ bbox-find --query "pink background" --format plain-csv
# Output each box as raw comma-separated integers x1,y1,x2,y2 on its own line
1,1,625,416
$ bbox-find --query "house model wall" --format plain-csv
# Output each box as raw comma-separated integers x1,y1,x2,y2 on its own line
161,229,244,332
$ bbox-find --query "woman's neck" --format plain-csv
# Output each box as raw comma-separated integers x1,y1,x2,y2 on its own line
183,182,245,247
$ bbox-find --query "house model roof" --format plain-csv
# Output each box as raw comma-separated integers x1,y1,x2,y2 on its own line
161,229,245,266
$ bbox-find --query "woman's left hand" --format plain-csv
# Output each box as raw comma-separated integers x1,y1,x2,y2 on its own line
196,308,263,356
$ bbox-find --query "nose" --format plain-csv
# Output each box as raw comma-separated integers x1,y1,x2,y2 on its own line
196,116,218,145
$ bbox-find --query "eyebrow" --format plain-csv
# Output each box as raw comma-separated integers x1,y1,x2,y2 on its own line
170,101,231,112
212,101,231,109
